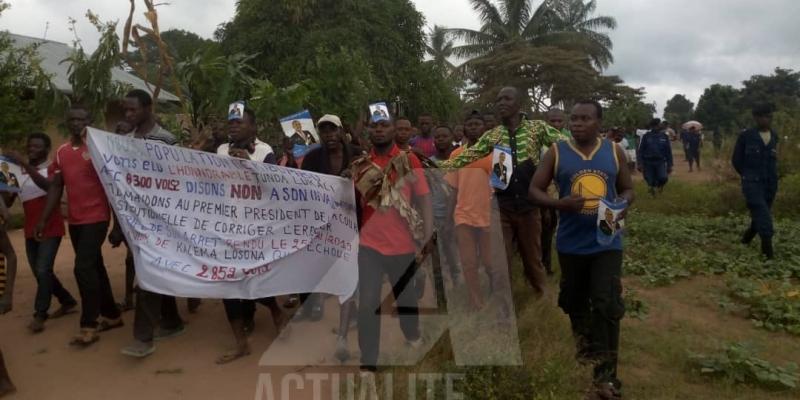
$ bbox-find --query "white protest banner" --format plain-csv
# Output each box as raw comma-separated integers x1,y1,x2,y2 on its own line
86,128,359,301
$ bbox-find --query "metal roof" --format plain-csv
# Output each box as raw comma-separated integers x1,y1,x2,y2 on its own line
8,33,180,103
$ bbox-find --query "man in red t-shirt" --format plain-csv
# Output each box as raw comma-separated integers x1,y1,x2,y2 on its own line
409,113,437,158
4,133,77,333
353,116,433,374
37,106,122,347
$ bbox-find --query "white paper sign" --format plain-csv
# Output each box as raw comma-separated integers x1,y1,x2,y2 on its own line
86,128,358,301
0,156,22,193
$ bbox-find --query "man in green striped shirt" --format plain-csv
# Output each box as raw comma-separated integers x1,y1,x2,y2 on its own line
439,87,566,297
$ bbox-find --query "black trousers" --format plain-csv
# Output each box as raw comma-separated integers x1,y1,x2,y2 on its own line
358,246,420,371
558,250,625,384
540,207,558,272
69,222,120,328
133,289,183,343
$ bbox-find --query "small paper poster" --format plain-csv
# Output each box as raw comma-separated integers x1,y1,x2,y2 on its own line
228,101,245,121
0,156,21,193
368,102,391,123
597,198,627,246
280,110,319,154
490,145,513,190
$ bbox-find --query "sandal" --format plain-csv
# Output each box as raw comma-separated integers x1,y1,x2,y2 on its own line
97,318,125,332
69,329,100,348
215,346,251,365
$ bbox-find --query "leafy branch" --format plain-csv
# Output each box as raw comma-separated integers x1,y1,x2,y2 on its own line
62,11,129,123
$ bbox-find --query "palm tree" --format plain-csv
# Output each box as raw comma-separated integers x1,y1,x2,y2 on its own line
448,0,616,69
447,0,616,109
426,25,456,74
550,0,617,69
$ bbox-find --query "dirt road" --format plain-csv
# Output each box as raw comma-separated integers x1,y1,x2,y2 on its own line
0,229,400,399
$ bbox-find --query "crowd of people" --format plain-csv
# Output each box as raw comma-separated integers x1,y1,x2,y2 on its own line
0,84,781,400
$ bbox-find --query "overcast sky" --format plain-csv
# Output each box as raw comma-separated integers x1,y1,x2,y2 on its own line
2,0,799,115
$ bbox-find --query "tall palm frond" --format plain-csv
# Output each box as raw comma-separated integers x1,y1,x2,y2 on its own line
426,25,456,73
450,0,616,69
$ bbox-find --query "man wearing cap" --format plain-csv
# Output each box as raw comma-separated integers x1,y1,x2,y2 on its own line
732,104,780,259
297,114,361,361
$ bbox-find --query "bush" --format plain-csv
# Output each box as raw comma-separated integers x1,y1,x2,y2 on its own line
726,278,800,336
689,342,799,390
624,212,800,287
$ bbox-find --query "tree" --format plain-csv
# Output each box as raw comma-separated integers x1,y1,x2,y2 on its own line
128,29,217,65
126,29,219,86
447,0,616,111
738,67,800,112
449,0,616,67
175,50,257,132
550,0,618,70
215,0,459,124
663,94,695,127
62,12,129,123
0,0,64,145
300,46,378,125
694,84,739,132
604,86,656,131
426,25,456,74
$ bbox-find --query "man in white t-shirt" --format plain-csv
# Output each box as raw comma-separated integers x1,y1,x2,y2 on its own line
215,104,284,364
217,108,276,164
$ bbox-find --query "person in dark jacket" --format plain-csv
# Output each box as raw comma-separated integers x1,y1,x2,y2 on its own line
732,104,779,259
637,119,673,195
685,127,703,172
297,114,362,362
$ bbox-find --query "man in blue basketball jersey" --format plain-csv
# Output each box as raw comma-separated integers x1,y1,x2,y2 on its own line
530,100,635,400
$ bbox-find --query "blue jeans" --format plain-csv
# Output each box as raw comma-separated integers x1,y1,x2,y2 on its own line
25,237,76,319
642,161,668,188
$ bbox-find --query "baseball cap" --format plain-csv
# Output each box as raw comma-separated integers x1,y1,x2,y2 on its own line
317,114,343,128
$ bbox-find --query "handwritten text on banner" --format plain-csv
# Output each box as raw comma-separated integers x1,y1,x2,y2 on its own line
87,128,359,301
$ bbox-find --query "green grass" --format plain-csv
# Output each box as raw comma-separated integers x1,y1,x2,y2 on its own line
380,158,800,399
383,268,593,400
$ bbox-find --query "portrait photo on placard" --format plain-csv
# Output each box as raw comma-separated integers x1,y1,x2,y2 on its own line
0,155,22,193
368,102,391,123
